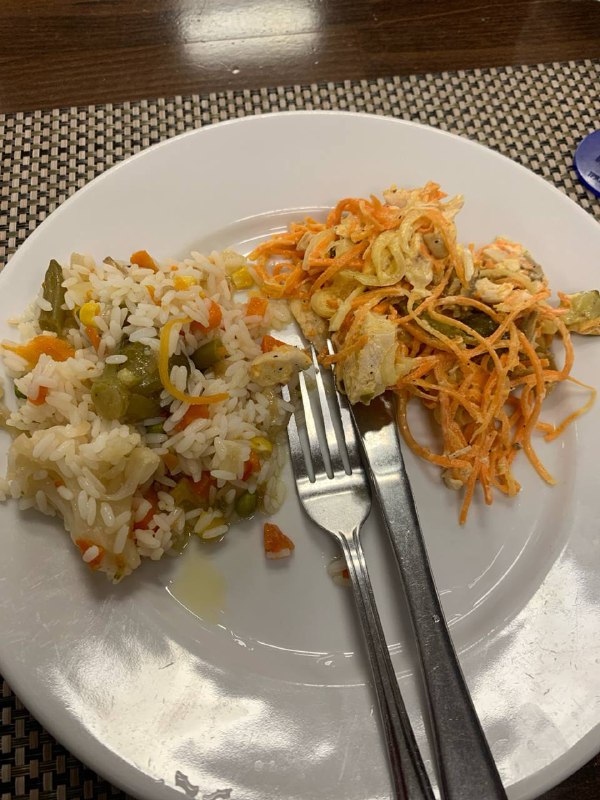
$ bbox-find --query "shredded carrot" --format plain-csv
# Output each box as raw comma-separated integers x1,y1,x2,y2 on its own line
3,335,75,366
543,376,597,442
159,317,228,405
246,182,594,524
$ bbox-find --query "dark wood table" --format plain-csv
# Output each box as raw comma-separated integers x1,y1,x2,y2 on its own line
0,1,599,799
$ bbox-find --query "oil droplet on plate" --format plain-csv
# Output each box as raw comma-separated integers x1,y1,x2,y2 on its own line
168,549,226,624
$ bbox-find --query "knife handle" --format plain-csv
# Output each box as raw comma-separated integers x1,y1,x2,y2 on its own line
351,397,507,800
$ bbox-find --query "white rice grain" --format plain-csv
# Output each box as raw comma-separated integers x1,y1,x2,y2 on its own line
113,510,131,529
113,524,129,555
100,502,115,527
128,326,158,342
85,495,97,526
202,524,228,540
77,489,89,520
134,499,152,523
57,485,74,501
82,545,100,563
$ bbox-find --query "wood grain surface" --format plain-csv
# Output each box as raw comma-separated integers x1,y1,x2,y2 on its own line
0,2,599,799
0,0,599,112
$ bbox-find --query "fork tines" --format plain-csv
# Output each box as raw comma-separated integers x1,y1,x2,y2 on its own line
285,343,362,483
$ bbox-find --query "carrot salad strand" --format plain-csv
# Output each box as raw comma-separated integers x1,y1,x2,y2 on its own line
247,182,594,523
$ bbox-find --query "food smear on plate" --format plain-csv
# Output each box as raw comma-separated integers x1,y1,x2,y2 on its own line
249,182,598,523
0,250,310,581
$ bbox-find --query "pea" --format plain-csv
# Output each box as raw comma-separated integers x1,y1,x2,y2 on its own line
192,338,227,371
235,490,257,518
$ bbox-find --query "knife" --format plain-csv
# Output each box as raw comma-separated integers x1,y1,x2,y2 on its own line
349,392,508,800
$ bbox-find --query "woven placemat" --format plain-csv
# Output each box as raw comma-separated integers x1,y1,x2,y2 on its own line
1,59,599,800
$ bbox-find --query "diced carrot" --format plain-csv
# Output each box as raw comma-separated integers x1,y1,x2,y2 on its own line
261,334,286,353
175,404,210,431
134,488,160,530
130,250,157,271
191,301,222,334
263,522,295,559
189,471,215,499
242,450,261,481
246,296,268,318
162,452,179,472
85,325,101,351
74,539,105,569
3,335,75,367
29,385,48,405
146,285,156,302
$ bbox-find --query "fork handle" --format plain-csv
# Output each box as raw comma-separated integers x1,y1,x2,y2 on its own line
338,529,435,800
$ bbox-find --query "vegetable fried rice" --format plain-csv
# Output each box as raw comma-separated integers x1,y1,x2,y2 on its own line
0,248,309,581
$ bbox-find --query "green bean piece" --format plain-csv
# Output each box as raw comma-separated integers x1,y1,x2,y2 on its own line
169,351,192,375
235,490,257,518
192,338,227,371
117,341,162,394
125,393,163,423
91,378,129,421
38,260,68,336
171,477,197,509
423,311,497,342
14,384,26,400
460,311,498,338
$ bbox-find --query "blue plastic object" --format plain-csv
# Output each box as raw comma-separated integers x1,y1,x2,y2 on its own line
574,130,600,197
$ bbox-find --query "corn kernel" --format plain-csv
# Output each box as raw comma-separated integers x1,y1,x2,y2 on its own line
231,267,254,290
173,275,197,291
250,436,273,455
79,302,100,327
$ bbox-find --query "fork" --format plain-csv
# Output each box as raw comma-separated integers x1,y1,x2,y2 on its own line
284,346,434,800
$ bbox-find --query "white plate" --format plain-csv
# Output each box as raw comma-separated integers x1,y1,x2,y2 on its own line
1,112,599,800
